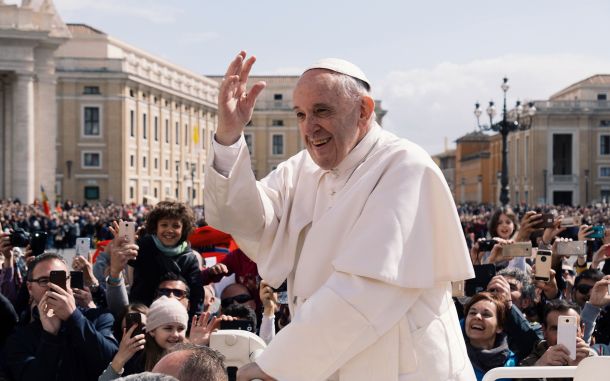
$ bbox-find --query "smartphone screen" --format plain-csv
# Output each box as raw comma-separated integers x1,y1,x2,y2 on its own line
30,232,47,256
557,315,577,360
125,312,144,337
119,222,136,244
75,238,91,257
219,319,254,332
70,270,84,290
49,270,67,290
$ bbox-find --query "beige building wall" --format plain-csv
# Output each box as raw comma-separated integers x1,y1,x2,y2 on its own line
56,24,218,204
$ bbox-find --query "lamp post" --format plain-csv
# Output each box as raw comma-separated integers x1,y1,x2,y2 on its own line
474,77,536,206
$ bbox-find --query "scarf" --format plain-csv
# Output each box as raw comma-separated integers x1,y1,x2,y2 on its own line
151,235,188,257
466,332,511,373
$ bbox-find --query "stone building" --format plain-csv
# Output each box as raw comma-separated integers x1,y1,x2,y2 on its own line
0,0,70,202
55,24,218,204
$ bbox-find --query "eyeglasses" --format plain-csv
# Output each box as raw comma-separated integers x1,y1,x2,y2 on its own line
507,283,520,292
157,288,189,300
28,276,71,288
562,269,576,277
576,284,593,295
221,294,253,308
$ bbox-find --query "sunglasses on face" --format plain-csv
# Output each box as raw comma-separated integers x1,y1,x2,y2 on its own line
562,269,576,277
157,288,189,300
221,294,253,308
576,284,593,295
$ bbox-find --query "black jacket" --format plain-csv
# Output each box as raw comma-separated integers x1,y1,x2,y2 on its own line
3,307,118,381
128,235,203,316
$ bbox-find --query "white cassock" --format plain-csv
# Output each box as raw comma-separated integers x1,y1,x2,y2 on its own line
204,122,476,381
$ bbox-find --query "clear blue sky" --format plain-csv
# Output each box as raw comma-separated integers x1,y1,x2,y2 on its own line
44,0,610,154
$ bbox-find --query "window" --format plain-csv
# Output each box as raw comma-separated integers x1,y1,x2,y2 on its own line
143,156,147,168
154,158,158,169
600,120,610,127
129,89,134,97
130,155,134,167
129,187,134,199
272,134,284,155
154,188,158,198
84,107,100,136
602,190,610,203
83,86,100,95
154,117,158,141
185,124,189,146
272,119,284,126
84,186,100,200
553,134,572,175
143,114,147,139
165,159,169,170
130,110,135,137
274,94,283,100
245,133,253,154
598,93,607,101
165,120,169,143
175,122,179,145
83,152,101,168
601,135,610,155
601,167,610,177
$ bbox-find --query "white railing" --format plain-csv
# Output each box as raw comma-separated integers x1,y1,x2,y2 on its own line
482,365,576,381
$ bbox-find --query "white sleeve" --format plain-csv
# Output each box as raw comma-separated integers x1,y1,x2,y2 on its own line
212,135,243,177
258,314,276,345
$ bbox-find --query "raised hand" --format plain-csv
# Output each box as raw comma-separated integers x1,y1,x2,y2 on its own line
216,51,266,146
188,312,218,346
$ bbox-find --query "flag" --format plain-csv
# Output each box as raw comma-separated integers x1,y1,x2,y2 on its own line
40,186,50,216
193,124,200,146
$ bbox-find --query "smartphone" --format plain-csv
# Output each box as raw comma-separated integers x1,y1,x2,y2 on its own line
587,225,605,239
465,264,497,297
49,270,67,290
478,239,497,252
536,213,555,229
119,221,136,244
30,231,47,256
125,312,144,337
70,270,84,290
535,249,553,281
503,242,532,257
75,237,91,257
220,319,254,332
556,241,587,256
560,217,577,227
557,315,577,360
451,280,465,297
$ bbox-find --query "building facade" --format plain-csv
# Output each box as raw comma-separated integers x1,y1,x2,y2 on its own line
0,1,70,203
55,24,219,204
453,75,610,207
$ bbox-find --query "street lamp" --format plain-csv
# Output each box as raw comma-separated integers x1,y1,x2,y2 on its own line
474,77,536,206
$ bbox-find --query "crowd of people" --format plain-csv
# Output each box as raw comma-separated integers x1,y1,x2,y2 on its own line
457,203,610,380
0,199,284,381
0,198,609,380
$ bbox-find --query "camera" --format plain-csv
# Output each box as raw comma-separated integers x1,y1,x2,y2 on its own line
478,239,497,252
539,255,547,262
9,228,30,248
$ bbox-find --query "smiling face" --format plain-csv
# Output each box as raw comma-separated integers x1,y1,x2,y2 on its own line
155,218,183,247
293,70,372,170
149,322,186,349
465,300,502,349
495,213,515,239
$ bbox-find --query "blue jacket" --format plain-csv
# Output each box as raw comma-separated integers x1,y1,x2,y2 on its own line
4,307,118,381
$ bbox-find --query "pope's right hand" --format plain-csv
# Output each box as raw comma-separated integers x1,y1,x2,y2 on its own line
216,51,266,146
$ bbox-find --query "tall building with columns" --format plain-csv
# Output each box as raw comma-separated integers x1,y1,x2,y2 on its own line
0,0,70,203
55,24,218,204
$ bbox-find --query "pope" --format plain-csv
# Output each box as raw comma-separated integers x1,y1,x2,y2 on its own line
204,51,476,381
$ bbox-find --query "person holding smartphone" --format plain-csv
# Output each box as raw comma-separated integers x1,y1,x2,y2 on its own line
520,300,595,373
3,253,118,381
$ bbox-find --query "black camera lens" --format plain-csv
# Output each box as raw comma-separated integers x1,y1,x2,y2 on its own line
540,256,547,262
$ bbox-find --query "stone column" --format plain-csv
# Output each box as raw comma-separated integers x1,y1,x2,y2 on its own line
0,78,4,199
12,72,35,203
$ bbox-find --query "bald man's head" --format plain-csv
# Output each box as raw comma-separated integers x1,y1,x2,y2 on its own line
152,344,227,381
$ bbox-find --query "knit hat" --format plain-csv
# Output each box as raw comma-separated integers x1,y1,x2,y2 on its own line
145,296,188,332
303,58,371,90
